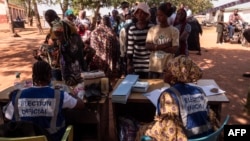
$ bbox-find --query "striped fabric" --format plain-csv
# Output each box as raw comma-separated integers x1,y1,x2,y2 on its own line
127,23,154,73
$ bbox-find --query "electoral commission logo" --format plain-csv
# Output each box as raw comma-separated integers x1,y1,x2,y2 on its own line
224,125,250,140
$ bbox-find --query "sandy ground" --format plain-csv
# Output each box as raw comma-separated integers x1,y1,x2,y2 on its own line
190,26,250,125
0,24,47,91
0,23,250,140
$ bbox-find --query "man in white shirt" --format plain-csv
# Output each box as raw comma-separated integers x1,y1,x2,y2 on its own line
185,5,192,18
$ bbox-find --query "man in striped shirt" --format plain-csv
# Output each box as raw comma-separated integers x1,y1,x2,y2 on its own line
127,2,154,79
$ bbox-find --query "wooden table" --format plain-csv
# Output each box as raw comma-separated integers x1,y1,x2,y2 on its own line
112,79,229,107
196,79,230,121
0,82,109,141
110,79,230,140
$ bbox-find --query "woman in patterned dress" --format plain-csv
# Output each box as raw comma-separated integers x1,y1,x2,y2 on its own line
89,15,119,79
51,20,85,86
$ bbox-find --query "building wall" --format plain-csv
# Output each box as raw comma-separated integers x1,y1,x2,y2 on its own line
0,1,5,14
223,10,250,23
0,0,7,23
239,10,250,23
0,0,25,23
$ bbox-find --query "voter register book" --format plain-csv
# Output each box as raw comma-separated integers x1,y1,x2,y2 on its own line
112,75,139,104
132,81,149,92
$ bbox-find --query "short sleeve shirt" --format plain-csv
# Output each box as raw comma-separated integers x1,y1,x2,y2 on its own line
4,87,77,120
146,25,179,47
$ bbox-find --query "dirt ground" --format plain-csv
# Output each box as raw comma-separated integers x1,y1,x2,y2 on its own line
0,23,250,138
0,25,47,91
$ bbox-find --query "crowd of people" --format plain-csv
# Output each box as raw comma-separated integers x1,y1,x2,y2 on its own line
1,1,227,141
31,1,204,81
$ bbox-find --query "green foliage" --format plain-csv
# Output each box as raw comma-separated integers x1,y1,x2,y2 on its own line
167,0,213,14
9,0,26,7
11,0,212,17
186,0,213,14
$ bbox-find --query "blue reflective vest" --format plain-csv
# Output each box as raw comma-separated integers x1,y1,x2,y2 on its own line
164,83,213,138
10,87,65,141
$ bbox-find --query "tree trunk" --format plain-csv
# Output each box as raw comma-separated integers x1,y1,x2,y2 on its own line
4,0,15,35
91,2,101,30
60,0,69,19
32,0,43,33
26,0,33,26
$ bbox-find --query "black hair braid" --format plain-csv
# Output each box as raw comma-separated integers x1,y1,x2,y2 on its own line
158,2,174,17
32,61,52,85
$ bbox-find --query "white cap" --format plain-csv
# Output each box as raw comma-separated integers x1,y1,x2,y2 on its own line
133,2,151,17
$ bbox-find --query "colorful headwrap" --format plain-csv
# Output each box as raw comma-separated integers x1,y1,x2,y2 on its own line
65,9,74,16
165,55,202,84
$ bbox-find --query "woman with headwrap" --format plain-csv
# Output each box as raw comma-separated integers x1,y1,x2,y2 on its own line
89,15,119,79
174,8,191,56
136,55,214,140
64,9,75,22
34,9,80,81
44,9,77,35
63,9,77,31
51,19,85,86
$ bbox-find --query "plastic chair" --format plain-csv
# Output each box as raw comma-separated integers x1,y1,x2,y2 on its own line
0,125,73,141
141,135,153,141
61,125,74,141
188,115,230,141
0,135,48,141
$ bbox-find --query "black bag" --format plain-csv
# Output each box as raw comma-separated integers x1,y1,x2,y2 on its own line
84,83,102,102
243,28,250,42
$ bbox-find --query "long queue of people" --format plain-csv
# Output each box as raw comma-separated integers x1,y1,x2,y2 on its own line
1,2,220,141
32,1,203,83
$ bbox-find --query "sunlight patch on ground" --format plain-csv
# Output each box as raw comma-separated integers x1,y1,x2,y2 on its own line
237,78,246,82
196,59,215,69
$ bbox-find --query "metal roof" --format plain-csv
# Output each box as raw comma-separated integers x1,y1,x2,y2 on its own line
225,2,250,11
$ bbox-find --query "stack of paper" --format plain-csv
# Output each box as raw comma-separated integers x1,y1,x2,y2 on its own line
199,85,225,96
112,74,139,104
132,81,149,92
81,71,105,79
143,86,170,107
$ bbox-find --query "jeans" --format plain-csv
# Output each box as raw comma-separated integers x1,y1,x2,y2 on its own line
228,25,235,38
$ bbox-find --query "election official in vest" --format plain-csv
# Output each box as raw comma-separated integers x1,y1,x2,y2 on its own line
136,55,216,140
4,61,85,141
